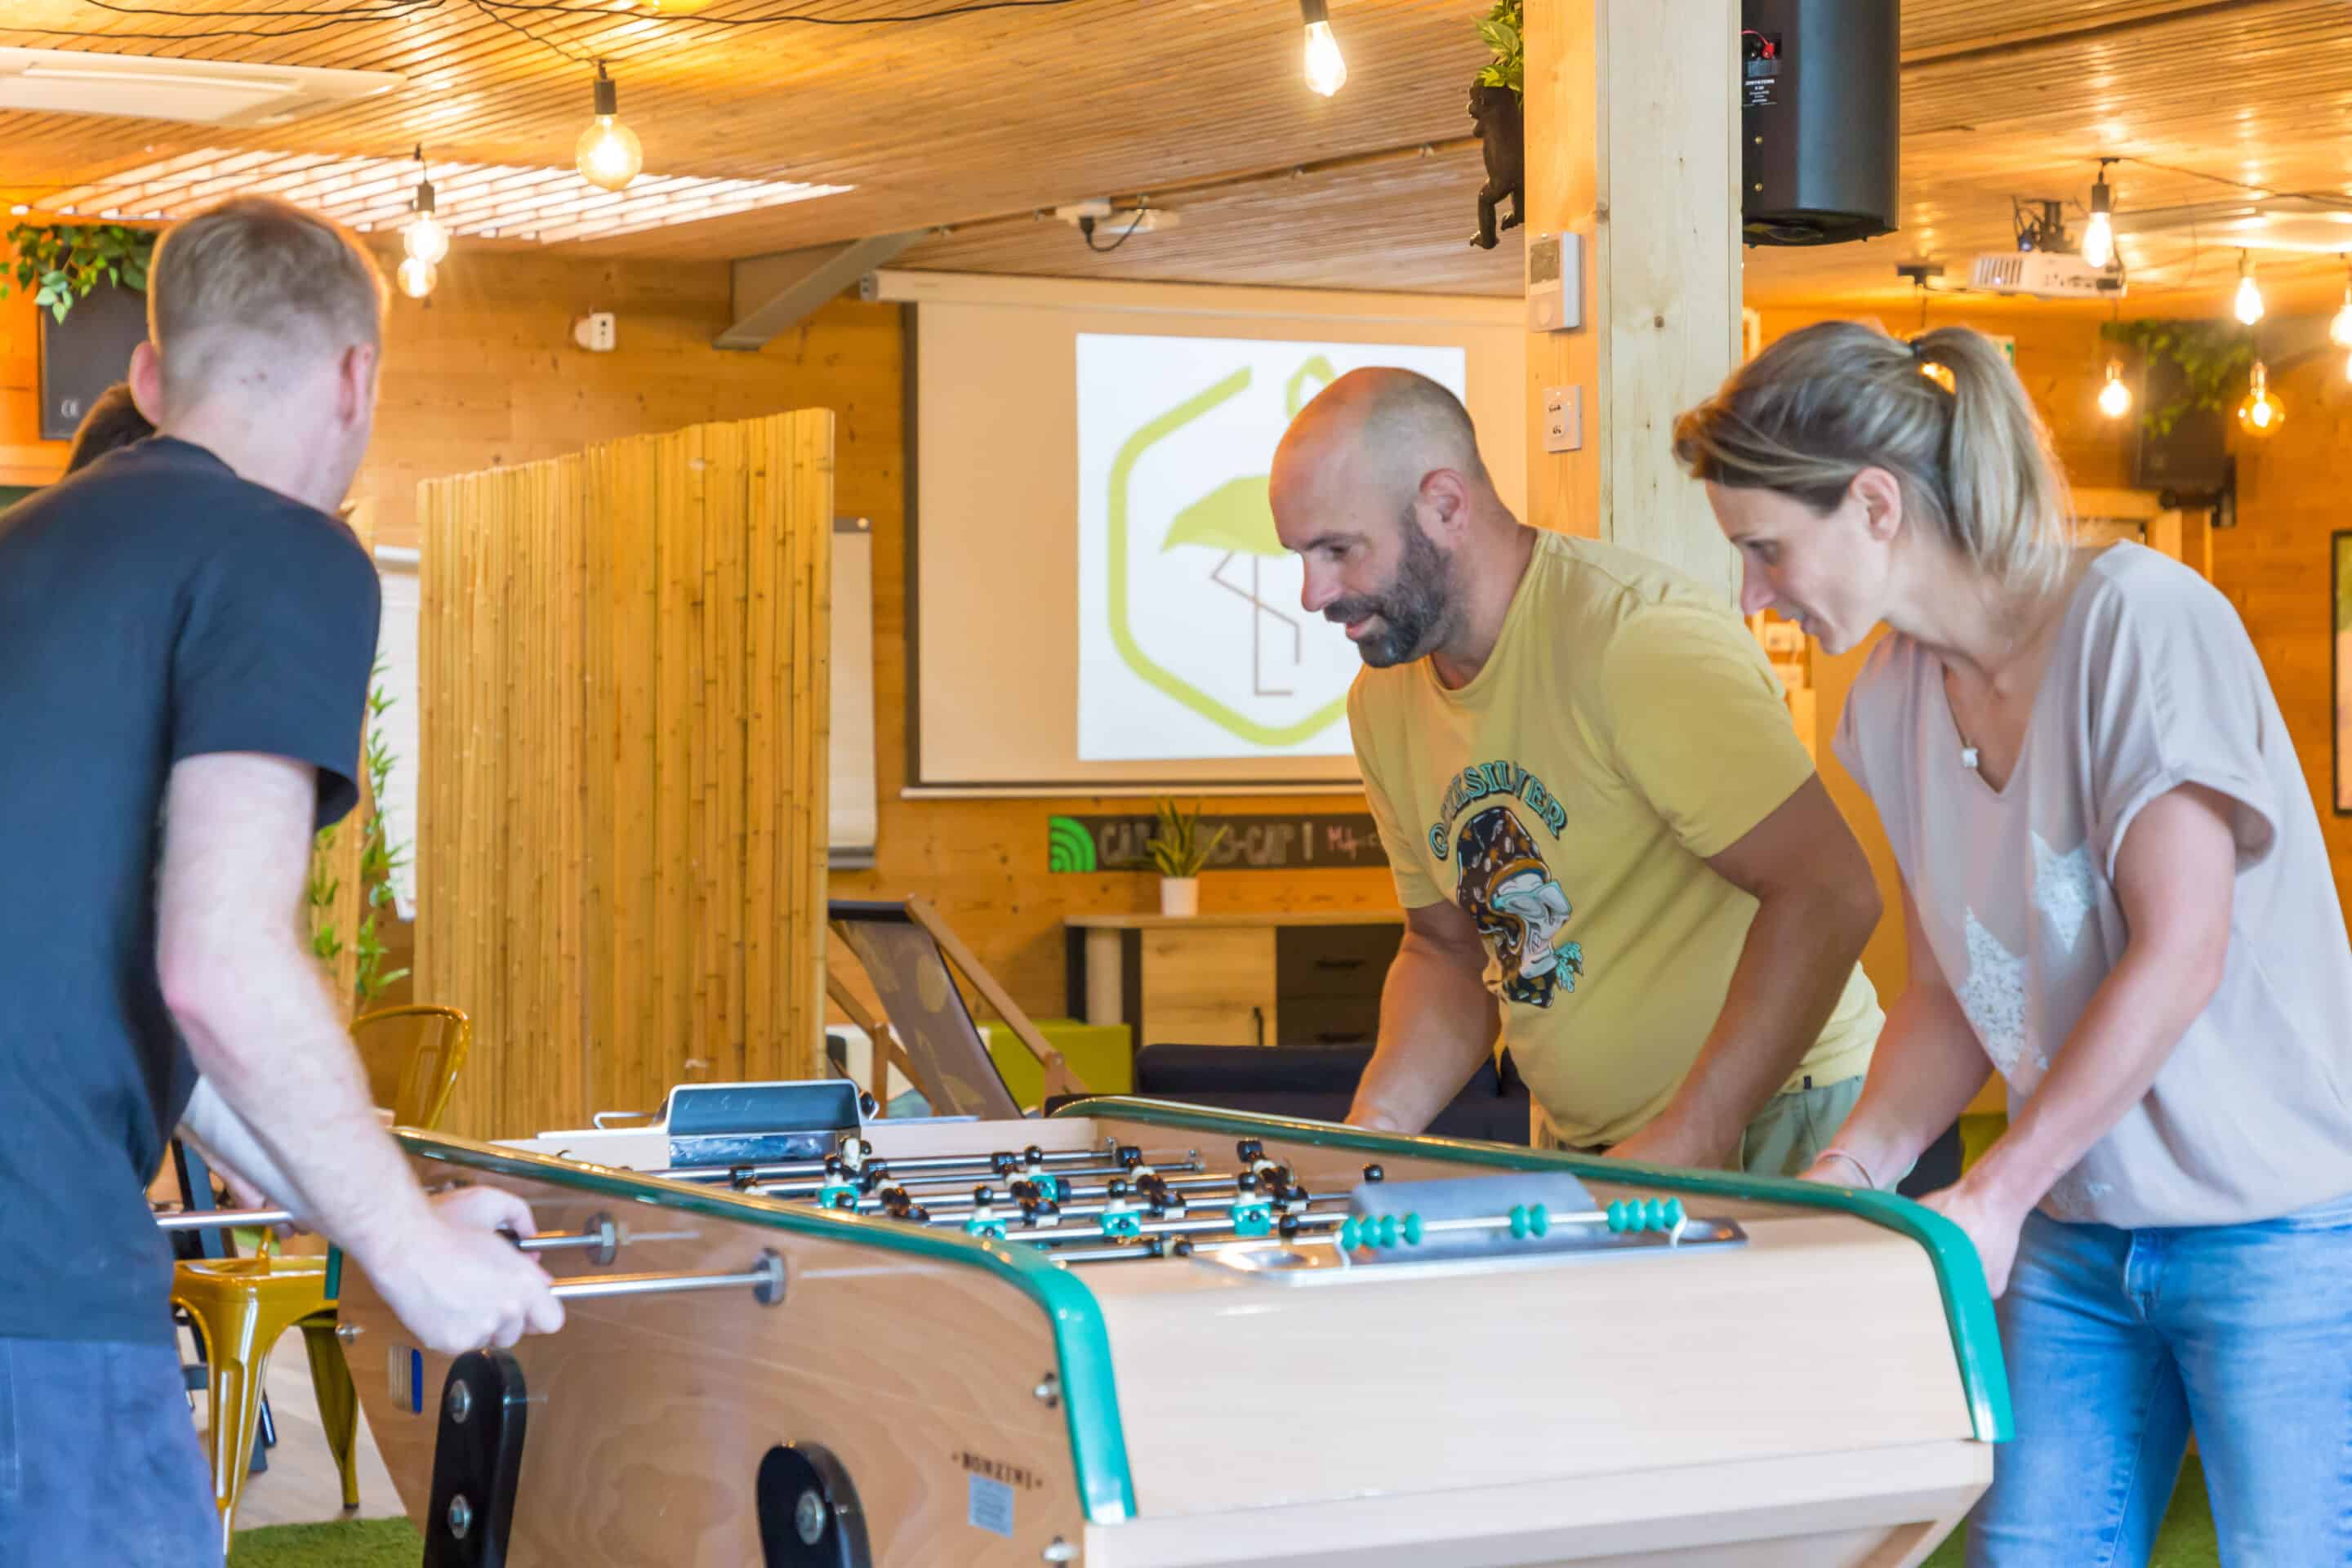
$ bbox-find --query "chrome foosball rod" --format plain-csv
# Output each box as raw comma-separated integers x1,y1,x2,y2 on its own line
677,1139,1196,1187
746,1155,1208,1203
818,1168,1253,1216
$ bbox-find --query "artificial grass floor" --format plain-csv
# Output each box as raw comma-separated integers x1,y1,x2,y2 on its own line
228,1517,418,1568
227,1460,2221,1566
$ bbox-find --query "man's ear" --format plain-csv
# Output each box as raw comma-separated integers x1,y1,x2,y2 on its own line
128,341,166,426
338,342,380,427
1420,468,1476,542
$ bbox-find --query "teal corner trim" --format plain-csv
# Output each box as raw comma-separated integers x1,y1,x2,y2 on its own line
323,1245,342,1305
1053,1098,2013,1445
387,1132,1138,1523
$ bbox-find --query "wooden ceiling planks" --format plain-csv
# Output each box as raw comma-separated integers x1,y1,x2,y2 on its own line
4,1,2352,305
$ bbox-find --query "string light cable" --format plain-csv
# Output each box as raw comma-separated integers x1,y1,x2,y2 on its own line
0,0,1094,46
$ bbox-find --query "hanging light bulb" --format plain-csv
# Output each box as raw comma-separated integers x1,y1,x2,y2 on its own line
401,149,449,267
2081,159,2118,270
2236,359,2283,436
2331,257,2352,349
575,61,644,192
2098,359,2132,420
396,255,437,301
2234,250,2265,326
1300,0,1348,97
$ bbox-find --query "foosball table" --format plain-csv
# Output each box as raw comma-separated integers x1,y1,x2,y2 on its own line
332,1091,2008,1567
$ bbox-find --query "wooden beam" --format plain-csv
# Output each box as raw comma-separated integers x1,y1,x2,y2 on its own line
717,234,923,350
1523,0,1740,603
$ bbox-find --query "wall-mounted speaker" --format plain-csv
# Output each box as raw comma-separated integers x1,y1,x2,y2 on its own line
1741,0,1900,247
2130,354,2230,502
38,280,149,441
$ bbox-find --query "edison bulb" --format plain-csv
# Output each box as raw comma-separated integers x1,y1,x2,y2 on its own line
403,210,450,266
2235,363,2283,436
2081,210,2114,270
2097,361,2132,420
396,256,436,300
2234,268,2265,326
576,115,643,192
1303,20,1348,96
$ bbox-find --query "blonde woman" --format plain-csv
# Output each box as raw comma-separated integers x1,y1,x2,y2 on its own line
1673,321,2352,1566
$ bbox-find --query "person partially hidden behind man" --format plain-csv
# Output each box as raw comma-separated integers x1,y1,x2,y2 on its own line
1268,368,1884,1172
0,196,561,1566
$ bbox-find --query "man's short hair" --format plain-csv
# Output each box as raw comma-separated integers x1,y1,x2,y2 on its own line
64,382,155,474
147,195,387,411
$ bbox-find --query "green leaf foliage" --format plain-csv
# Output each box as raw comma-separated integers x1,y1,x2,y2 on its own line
1143,799,1231,880
2097,318,2256,439
1476,1,1525,96
0,222,158,322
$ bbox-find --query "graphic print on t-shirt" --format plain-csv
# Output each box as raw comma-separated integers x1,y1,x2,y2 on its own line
1959,910,2043,1091
1451,804,1584,1007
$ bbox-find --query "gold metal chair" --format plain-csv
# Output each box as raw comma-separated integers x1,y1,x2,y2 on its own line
172,1004,472,1547
352,1004,474,1131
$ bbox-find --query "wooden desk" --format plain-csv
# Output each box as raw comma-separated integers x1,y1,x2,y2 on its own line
1065,911,1403,1049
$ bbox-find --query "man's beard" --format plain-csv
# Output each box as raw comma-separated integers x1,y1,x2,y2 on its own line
1325,519,1455,668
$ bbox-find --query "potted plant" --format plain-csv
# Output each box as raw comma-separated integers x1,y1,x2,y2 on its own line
1144,799,1229,918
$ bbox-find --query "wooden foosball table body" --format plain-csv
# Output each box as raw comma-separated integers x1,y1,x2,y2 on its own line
339,1099,2008,1567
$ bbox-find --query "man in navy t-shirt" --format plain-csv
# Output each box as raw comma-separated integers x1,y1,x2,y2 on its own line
0,195,562,1564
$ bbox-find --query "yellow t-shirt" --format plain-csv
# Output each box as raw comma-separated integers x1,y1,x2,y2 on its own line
1349,530,1881,1147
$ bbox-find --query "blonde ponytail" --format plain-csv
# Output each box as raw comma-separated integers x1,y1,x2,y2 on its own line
1671,321,2072,593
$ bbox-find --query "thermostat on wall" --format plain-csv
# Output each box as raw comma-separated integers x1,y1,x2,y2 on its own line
1527,232,1582,332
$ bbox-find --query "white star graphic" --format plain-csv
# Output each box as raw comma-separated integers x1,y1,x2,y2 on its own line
1959,910,2048,1092
2032,832,2097,954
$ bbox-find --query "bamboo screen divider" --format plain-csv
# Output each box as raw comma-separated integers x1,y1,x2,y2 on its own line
416,412,834,1139
307,500,376,1023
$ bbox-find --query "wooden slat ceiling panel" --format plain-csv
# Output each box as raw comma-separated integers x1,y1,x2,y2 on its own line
2,1,2352,305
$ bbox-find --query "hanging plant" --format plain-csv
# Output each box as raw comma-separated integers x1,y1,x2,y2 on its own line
306,663,412,1009
0,222,156,323
1475,0,1524,95
2098,318,2255,439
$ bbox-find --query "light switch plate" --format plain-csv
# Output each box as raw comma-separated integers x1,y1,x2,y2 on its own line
1543,385,1583,452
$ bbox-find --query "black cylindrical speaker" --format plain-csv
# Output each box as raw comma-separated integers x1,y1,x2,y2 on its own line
1741,0,1900,246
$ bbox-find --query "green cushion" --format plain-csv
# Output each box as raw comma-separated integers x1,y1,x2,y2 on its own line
980,1018,1133,1107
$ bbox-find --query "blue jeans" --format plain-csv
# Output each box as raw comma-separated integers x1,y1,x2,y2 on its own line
0,1337,222,1568
1968,1195,2352,1567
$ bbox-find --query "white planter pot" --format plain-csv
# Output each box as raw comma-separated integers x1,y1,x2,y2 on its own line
1159,877,1200,918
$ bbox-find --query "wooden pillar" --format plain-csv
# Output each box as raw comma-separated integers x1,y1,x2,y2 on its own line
1522,0,1742,604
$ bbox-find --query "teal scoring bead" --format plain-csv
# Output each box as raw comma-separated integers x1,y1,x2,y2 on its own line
1377,1214,1399,1247
1339,1217,1362,1250
1666,1198,1685,1227
1508,1204,1530,1240
1528,1203,1548,1238
1606,1200,1629,1232
1401,1212,1423,1246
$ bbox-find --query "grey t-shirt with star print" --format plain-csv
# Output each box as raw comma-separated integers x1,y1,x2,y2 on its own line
1836,541,2352,1228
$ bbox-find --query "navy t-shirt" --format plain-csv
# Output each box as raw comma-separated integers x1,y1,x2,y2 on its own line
0,437,380,1344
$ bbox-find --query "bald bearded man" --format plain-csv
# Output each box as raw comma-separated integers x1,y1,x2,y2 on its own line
1271,369,1884,1172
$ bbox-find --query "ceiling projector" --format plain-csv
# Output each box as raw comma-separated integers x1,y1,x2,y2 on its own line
1967,250,2122,300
